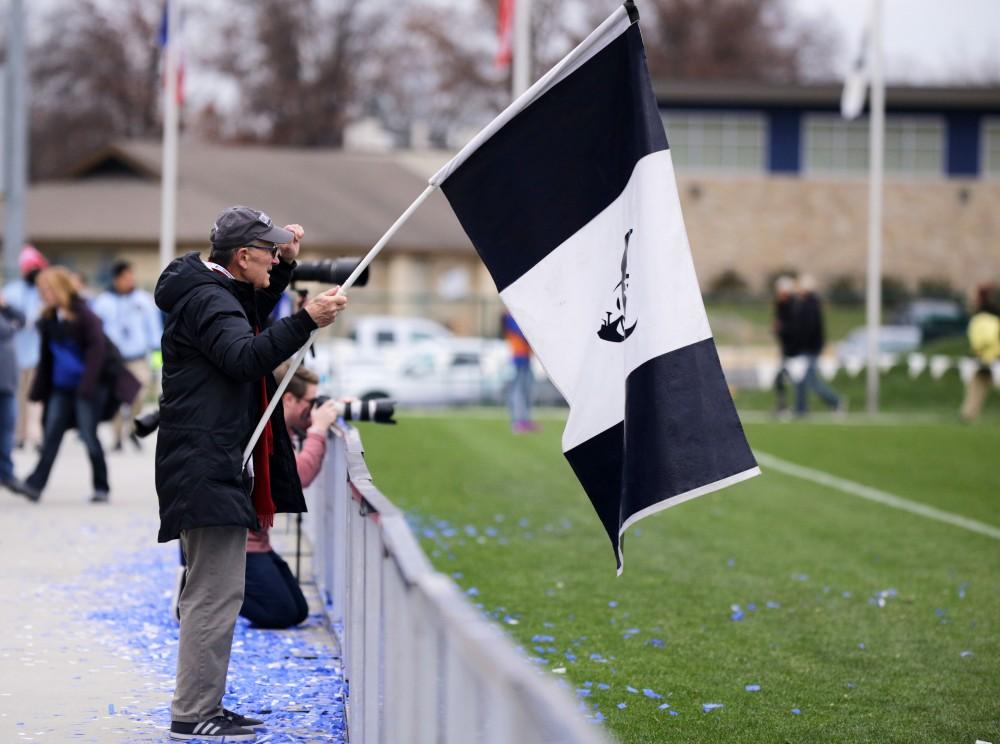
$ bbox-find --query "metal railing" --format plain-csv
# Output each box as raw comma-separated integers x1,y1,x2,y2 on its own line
303,425,611,744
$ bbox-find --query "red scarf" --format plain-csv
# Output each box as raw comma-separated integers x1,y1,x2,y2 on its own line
252,325,276,529
252,376,276,529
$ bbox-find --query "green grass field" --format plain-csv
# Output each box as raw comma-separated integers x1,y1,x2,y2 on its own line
357,411,999,744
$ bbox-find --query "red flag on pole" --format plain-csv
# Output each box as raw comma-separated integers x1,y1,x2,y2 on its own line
496,0,514,67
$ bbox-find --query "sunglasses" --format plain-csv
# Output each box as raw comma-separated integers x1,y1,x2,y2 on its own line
244,241,280,259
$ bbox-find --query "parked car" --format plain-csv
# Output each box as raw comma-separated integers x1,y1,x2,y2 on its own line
891,298,968,343
310,315,510,406
836,325,922,361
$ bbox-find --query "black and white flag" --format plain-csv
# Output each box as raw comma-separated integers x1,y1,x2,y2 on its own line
430,2,759,572
841,0,874,120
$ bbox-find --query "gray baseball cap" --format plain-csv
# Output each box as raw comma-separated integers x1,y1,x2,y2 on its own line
210,206,293,250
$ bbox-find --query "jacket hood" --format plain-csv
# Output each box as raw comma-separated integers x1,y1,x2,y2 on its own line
155,251,230,313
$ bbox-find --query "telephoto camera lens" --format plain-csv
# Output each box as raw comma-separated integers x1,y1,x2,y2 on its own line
314,396,397,425
291,258,369,287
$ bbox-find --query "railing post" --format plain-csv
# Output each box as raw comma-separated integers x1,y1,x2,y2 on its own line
380,559,413,744
352,498,369,742
363,515,383,742
331,432,349,628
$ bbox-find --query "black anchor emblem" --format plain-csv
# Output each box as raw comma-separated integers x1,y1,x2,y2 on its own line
597,228,637,343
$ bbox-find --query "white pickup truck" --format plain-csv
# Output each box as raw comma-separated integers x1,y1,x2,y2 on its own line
310,315,510,406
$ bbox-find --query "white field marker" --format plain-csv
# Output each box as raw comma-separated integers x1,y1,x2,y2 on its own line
756,451,1000,541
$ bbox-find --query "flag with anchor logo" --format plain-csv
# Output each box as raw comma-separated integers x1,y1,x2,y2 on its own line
430,1,759,573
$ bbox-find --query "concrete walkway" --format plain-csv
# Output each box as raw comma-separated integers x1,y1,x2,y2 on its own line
0,430,346,743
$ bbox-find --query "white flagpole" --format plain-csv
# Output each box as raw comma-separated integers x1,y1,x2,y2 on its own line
159,0,180,271
241,184,438,468
512,0,532,98
864,0,884,414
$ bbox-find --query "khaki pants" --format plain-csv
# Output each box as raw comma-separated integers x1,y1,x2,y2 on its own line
112,358,152,444
172,525,248,722
15,367,41,446
960,369,993,422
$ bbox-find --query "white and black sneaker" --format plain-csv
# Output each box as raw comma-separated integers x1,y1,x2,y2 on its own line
223,707,265,729
169,716,255,740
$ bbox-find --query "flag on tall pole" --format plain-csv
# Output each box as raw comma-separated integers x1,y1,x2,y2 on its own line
430,1,759,573
157,1,185,105
840,26,869,119
496,0,514,67
841,0,884,414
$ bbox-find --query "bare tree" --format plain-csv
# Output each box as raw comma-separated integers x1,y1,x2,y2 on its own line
29,0,162,179
207,0,385,147
369,0,836,149
638,0,836,82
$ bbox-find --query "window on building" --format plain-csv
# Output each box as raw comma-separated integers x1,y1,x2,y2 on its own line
804,115,944,176
984,118,1000,177
661,111,765,172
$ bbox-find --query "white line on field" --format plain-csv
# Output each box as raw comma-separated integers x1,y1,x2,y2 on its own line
755,451,1000,541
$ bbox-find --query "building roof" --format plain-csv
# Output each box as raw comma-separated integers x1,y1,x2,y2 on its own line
3,141,473,253
652,80,1000,112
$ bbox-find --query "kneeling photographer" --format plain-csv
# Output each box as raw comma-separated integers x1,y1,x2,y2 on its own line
240,362,339,629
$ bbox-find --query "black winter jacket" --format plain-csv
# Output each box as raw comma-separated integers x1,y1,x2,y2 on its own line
796,293,826,355
153,252,317,542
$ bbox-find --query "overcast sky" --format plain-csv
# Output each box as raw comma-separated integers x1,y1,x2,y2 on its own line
792,0,1000,83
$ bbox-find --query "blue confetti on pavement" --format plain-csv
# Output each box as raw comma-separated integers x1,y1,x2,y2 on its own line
75,546,348,743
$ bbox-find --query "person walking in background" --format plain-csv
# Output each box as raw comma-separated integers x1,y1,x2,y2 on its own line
503,311,537,433
12,267,139,503
93,259,163,451
0,290,27,494
771,275,799,417
794,275,844,417
960,283,1000,422
3,245,48,450
240,363,340,629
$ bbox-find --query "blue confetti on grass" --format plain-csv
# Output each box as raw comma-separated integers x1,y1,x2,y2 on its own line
608,600,618,608
643,689,662,699
791,708,801,715
532,634,555,643
669,710,679,716
658,703,671,710
597,683,610,690
960,650,973,657
766,600,780,609
745,684,760,692
617,702,627,710
702,703,724,713
647,638,665,648
626,686,638,694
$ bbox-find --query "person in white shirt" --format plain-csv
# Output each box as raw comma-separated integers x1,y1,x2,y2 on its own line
92,259,163,451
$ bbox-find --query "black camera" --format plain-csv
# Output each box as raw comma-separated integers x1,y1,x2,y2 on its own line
315,395,396,425
134,408,161,438
291,258,369,287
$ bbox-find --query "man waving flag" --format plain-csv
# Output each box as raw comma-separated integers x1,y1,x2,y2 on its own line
430,0,759,573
